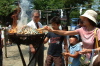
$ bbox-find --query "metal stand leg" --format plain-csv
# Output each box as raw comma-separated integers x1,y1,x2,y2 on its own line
28,35,46,66
28,45,41,66
17,44,26,66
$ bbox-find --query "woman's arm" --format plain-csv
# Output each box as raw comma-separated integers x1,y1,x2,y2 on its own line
44,26,79,36
79,48,100,54
65,51,80,58
52,30,78,36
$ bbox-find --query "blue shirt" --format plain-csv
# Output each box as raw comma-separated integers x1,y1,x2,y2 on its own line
68,43,82,66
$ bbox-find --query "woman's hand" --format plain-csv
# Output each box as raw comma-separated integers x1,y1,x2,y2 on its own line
96,47,100,51
79,49,88,54
43,26,53,32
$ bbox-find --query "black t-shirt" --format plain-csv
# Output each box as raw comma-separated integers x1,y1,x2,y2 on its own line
47,32,65,56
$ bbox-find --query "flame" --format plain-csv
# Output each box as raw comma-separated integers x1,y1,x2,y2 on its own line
8,22,17,33
8,27,17,33
9,6,20,34
8,26,47,35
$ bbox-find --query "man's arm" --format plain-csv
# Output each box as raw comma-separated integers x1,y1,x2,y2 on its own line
29,44,35,53
43,37,49,44
0,38,3,49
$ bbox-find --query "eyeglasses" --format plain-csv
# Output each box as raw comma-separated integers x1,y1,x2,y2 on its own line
34,16,40,18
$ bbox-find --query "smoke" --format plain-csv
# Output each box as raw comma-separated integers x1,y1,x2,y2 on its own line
79,6,82,15
17,0,33,32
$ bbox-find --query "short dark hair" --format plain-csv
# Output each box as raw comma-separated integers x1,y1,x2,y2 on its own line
50,16,61,24
62,25,68,30
69,35,78,40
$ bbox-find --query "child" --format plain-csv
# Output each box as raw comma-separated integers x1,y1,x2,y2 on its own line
44,16,68,66
63,35,82,66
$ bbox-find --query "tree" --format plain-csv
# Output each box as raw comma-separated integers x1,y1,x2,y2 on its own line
0,0,18,25
63,0,94,25
33,0,64,10
0,0,18,16
33,0,93,25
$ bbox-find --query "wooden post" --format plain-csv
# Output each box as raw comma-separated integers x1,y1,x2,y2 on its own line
3,28,8,58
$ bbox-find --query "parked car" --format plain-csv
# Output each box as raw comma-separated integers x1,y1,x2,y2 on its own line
71,18,79,23
70,18,79,30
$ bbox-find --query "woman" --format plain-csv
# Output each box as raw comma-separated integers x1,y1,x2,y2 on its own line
44,9,100,59
79,48,100,54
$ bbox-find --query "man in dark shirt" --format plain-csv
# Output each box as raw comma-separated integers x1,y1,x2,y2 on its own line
0,31,3,66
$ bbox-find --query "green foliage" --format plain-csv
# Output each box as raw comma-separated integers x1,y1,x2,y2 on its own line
0,0,17,16
70,10,80,18
64,0,88,6
33,0,93,26
33,0,64,10
97,14,100,20
33,0,93,14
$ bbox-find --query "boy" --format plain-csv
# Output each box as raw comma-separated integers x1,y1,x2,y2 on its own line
63,35,82,66
44,16,68,66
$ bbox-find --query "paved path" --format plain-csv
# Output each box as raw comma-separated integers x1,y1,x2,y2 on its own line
3,43,48,66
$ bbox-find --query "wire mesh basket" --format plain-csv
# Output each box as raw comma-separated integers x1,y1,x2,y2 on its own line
8,33,46,47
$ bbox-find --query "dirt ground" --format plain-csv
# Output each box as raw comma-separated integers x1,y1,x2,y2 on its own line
3,43,48,66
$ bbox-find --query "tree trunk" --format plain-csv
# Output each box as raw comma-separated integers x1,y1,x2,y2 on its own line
65,9,71,26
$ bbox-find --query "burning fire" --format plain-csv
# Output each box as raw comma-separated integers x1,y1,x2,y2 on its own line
8,26,45,35
8,3,46,34
8,27,17,33
17,26,43,34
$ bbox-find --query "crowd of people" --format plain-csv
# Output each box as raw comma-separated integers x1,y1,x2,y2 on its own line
1,9,100,66
43,9,100,66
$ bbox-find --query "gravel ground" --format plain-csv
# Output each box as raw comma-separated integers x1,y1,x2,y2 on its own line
3,43,48,66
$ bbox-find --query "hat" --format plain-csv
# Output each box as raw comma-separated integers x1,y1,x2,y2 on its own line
80,10,97,24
